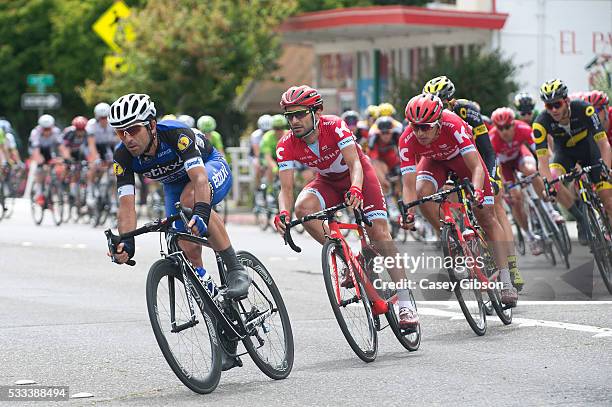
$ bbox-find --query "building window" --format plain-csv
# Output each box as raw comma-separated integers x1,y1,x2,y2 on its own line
318,53,354,89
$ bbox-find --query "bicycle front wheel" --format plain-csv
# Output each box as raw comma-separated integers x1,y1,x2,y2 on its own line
385,293,421,352
321,240,378,362
236,251,294,379
146,259,222,394
585,206,612,295
441,226,487,336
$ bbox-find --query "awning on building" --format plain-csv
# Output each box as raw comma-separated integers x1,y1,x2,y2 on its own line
281,5,508,44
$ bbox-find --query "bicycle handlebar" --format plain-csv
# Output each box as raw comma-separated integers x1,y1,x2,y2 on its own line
104,203,204,266
544,160,610,197
282,203,372,253
505,171,541,191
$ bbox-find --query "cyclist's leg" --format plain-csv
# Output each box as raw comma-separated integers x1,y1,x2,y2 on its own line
294,176,343,244
415,158,447,234
371,159,390,194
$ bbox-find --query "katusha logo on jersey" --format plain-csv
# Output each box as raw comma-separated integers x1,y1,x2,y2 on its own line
177,134,192,151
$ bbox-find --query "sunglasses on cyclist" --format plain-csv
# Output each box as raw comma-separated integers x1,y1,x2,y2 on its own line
283,109,311,121
116,122,149,138
545,100,564,110
410,122,438,132
497,123,514,131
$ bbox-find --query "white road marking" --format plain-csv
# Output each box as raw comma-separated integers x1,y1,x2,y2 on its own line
418,306,612,338
268,257,282,261
15,379,37,385
71,392,94,399
62,244,73,249
286,257,299,261
21,242,32,247
76,244,87,249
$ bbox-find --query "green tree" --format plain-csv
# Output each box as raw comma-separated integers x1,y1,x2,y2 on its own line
295,0,427,12
0,0,117,146
84,0,296,146
390,49,519,115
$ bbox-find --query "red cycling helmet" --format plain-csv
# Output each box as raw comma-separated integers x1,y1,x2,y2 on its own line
280,85,323,109
491,107,515,127
405,93,443,124
72,116,88,131
583,90,609,108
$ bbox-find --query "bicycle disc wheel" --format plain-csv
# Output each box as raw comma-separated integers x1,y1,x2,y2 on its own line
441,226,486,336
321,240,378,362
30,188,44,225
384,293,421,352
236,251,294,379
146,259,222,394
585,206,612,295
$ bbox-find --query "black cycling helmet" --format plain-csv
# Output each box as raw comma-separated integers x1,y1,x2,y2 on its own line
514,92,536,114
341,110,360,126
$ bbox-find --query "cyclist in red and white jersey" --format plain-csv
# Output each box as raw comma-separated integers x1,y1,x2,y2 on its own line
490,108,561,255
273,85,419,326
367,116,402,193
399,94,517,305
583,90,611,146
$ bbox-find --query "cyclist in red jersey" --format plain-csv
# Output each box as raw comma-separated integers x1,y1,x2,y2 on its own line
490,107,562,255
583,91,611,145
273,85,419,326
367,116,401,193
399,94,518,305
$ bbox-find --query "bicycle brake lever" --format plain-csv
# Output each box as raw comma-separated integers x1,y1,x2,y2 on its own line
104,229,136,266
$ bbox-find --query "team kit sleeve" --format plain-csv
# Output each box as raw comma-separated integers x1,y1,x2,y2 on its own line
29,129,40,148
334,118,356,150
169,128,206,173
531,114,550,158
276,136,296,172
582,103,607,142
398,130,417,175
113,147,136,198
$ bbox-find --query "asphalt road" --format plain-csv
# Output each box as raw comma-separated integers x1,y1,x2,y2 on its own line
1,200,611,406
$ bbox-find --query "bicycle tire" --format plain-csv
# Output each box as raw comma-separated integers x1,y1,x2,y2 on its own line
441,226,487,336
558,221,572,255
514,222,526,256
146,259,222,394
384,293,421,352
538,201,569,269
0,179,5,221
585,206,612,295
530,205,555,266
321,240,378,362
236,251,294,379
49,181,63,226
30,187,44,225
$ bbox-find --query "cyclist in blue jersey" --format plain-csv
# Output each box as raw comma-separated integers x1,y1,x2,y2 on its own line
107,94,251,301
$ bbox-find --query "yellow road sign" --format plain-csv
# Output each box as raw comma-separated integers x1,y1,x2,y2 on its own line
104,55,128,73
92,1,134,53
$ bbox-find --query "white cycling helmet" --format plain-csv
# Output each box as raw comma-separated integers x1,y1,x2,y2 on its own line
109,93,156,129
257,114,272,131
177,114,195,128
38,114,55,128
94,102,111,119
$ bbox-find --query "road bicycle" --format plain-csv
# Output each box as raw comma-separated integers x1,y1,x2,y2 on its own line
30,160,65,226
283,203,420,362
400,178,513,336
506,172,570,269
105,203,294,393
546,160,612,295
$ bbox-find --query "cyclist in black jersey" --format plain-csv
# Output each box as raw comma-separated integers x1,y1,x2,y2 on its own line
423,76,523,290
107,94,251,302
533,79,612,245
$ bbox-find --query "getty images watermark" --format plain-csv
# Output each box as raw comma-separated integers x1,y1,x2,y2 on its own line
369,252,504,291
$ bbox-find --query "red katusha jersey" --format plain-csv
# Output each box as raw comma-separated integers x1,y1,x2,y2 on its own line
276,115,367,181
398,110,476,175
489,120,536,163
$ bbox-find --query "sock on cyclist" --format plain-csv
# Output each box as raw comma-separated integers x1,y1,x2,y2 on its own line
499,268,512,288
568,201,586,224
397,289,416,311
219,246,244,273
507,255,518,272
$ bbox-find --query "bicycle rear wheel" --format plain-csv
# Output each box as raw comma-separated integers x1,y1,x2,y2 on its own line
585,206,612,295
321,240,378,362
441,226,487,336
236,251,294,379
514,221,526,256
30,187,45,225
146,259,222,394
538,201,569,269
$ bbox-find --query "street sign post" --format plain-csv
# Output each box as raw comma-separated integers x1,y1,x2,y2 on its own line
27,74,55,93
21,93,61,110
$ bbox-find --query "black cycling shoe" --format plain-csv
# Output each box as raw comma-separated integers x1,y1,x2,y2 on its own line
577,220,589,246
224,267,252,300
221,340,243,371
